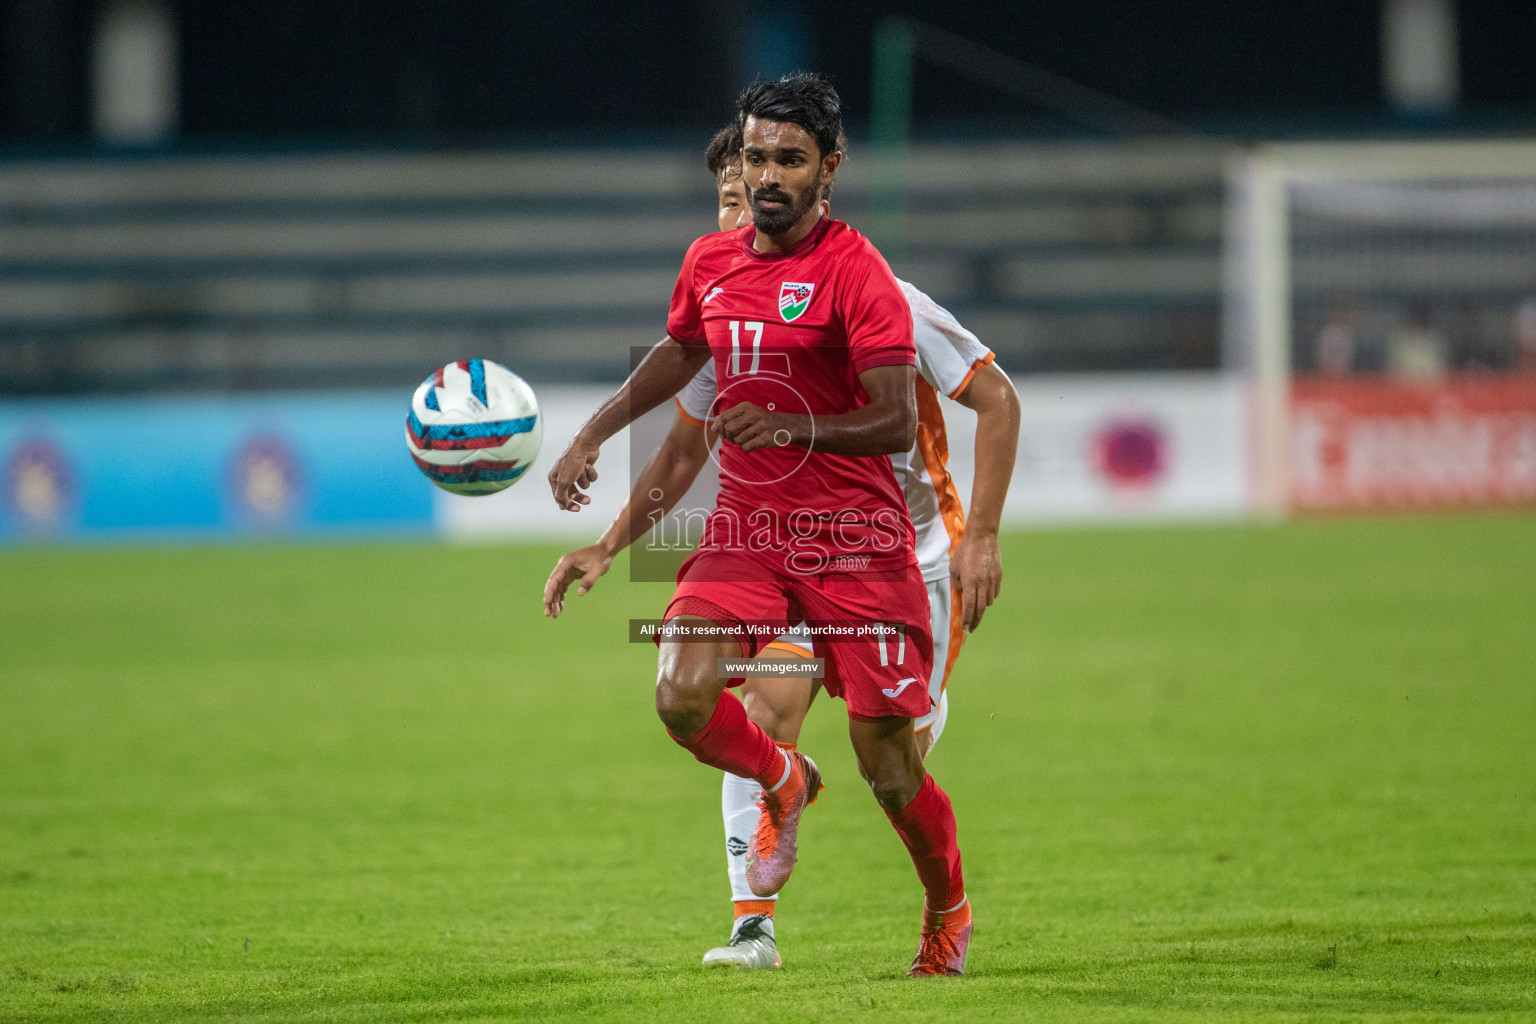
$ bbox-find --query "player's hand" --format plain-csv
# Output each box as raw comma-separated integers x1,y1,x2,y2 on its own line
548,432,601,511
544,544,614,617
716,402,786,452
951,530,1002,632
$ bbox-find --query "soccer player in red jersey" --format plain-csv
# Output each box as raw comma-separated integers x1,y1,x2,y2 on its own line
548,74,971,976
548,121,1019,971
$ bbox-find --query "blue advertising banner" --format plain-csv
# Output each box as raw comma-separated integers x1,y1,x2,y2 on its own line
0,392,433,542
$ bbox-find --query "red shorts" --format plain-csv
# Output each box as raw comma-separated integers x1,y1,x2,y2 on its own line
663,548,934,721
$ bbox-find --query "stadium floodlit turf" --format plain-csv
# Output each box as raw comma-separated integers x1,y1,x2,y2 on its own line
1,515,1533,1022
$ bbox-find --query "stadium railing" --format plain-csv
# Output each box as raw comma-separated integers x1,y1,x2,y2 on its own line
0,140,1228,395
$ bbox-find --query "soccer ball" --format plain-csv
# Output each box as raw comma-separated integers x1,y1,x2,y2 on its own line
406,359,543,496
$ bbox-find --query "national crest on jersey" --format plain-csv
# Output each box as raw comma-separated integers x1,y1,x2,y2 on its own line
778,282,816,322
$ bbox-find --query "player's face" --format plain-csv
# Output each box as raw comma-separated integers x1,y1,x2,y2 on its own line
717,170,750,232
741,117,839,237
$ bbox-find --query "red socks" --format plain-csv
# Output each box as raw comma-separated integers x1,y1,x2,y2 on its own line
676,700,965,911
669,692,783,785
885,773,966,911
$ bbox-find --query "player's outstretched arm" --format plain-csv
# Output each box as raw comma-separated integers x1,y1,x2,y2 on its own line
714,363,917,456
951,361,1021,632
543,412,713,618
547,337,711,511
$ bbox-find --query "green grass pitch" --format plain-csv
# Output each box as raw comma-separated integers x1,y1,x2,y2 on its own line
2,515,1534,1022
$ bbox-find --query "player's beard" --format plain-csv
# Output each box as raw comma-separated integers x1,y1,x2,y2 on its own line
750,179,820,237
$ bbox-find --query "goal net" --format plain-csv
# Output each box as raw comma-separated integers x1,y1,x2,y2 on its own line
1224,141,1536,513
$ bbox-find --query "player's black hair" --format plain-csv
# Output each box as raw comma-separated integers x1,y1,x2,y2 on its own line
736,72,843,161
821,128,849,200
705,122,743,179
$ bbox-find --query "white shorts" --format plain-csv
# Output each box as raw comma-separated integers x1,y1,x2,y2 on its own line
762,576,959,745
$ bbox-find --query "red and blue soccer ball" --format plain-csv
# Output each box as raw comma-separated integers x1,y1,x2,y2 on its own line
406,358,543,496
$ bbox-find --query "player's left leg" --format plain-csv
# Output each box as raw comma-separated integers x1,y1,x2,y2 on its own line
799,572,970,975
849,715,971,977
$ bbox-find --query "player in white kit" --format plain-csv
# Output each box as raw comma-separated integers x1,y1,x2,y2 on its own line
544,123,1021,969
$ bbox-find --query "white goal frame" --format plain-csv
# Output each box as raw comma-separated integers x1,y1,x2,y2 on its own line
1223,139,1536,516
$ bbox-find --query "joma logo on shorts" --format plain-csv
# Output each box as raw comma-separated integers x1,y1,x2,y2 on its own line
827,555,872,571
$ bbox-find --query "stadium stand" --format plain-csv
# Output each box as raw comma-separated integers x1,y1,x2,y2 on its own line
0,141,1228,394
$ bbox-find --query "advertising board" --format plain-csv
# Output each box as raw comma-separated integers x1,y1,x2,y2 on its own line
0,393,432,542
1291,377,1536,511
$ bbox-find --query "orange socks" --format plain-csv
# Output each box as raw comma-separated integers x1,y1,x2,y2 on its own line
924,894,971,929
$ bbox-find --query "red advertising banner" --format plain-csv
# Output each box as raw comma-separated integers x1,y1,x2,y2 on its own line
1291,377,1536,510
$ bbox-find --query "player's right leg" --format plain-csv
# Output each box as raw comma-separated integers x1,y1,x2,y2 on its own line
655,616,782,780
724,643,820,917
706,638,820,969
660,569,820,901
658,616,820,892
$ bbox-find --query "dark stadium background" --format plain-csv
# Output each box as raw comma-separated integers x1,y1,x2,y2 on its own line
6,0,1536,144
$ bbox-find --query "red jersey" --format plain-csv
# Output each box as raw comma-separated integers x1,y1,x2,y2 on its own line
666,216,918,577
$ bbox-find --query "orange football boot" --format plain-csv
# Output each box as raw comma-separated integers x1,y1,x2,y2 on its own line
744,750,822,897
908,897,972,977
